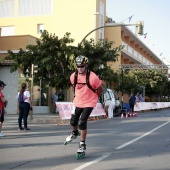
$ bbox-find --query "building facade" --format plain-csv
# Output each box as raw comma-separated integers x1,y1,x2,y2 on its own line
0,0,105,43
0,0,165,114
0,35,37,114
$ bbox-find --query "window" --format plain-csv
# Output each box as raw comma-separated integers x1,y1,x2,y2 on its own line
37,24,44,34
18,0,52,16
0,26,15,36
0,0,14,18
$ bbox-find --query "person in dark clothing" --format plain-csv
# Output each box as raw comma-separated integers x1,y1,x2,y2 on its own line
129,93,136,113
18,83,32,130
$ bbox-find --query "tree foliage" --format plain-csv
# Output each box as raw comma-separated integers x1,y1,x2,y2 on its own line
6,30,122,90
113,69,169,99
6,30,170,100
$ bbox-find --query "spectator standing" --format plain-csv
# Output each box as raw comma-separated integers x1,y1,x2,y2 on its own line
18,83,32,130
0,80,8,137
52,91,58,113
139,93,144,102
129,93,136,114
135,93,140,102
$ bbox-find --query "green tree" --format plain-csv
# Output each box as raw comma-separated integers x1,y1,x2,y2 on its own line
113,69,169,100
6,30,122,90
144,70,168,100
77,39,121,82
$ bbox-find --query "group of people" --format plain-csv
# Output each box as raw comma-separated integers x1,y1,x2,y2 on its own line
129,92,145,113
1,79,66,135
1,55,103,156
0,80,32,137
1,55,148,156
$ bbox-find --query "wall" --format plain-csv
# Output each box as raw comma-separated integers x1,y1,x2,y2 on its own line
0,66,18,114
0,35,37,50
0,0,106,45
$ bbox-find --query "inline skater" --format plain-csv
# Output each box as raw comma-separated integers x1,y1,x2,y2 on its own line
64,55,103,159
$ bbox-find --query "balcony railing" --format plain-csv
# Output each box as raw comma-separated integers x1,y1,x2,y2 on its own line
122,42,153,65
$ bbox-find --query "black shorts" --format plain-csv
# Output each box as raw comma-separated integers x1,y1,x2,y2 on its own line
0,109,5,123
71,107,93,124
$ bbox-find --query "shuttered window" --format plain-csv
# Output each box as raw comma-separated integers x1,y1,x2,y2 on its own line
18,0,52,16
0,0,14,18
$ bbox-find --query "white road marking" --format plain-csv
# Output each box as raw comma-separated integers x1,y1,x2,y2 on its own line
73,121,170,170
73,153,111,170
116,121,170,149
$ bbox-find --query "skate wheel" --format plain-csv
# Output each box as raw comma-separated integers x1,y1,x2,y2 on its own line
64,141,67,145
76,152,85,160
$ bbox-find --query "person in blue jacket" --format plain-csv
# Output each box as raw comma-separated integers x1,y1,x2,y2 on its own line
129,93,136,113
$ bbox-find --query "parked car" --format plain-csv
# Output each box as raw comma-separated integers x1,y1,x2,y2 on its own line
99,88,121,117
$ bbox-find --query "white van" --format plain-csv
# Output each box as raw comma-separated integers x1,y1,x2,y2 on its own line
99,88,121,118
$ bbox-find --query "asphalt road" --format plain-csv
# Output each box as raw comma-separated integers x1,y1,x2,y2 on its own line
1,109,170,170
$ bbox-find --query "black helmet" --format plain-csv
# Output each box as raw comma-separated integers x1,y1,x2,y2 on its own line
75,55,88,65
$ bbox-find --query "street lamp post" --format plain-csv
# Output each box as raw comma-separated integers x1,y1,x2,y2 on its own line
29,64,38,120
79,21,144,114
79,22,143,46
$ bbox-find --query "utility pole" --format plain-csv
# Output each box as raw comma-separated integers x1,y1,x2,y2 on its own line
30,64,34,121
29,64,38,121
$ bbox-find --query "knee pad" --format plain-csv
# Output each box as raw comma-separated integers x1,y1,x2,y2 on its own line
70,118,78,126
79,120,87,130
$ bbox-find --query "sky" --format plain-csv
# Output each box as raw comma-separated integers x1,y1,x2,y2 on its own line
106,0,170,65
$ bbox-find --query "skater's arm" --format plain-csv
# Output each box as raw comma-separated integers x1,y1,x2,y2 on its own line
96,85,103,97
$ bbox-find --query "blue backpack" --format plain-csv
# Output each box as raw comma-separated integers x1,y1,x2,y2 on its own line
18,93,24,104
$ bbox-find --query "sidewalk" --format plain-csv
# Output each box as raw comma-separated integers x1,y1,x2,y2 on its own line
5,113,106,125
5,113,69,125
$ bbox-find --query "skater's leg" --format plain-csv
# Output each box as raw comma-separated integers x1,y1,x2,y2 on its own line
70,107,83,131
79,107,93,143
65,107,82,144
72,125,78,131
76,108,93,160
80,129,87,141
